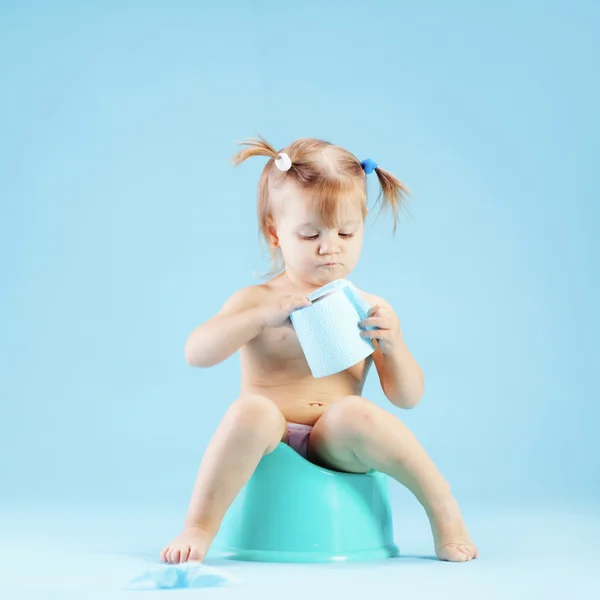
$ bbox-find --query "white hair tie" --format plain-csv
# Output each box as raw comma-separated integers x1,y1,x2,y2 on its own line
274,152,292,172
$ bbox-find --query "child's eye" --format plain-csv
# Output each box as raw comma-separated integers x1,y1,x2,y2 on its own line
299,233,354,241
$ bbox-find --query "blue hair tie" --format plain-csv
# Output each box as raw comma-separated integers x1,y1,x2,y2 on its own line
360,158,378,175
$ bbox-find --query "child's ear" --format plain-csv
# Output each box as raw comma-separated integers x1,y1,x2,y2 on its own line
266,221,279,248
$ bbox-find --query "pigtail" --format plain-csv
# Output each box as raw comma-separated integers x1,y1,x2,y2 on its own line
231,133,287,280
232,134,280,166
372,167,412,235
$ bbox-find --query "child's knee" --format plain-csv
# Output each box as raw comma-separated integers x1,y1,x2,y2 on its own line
228,394,286,435
319,395,376,438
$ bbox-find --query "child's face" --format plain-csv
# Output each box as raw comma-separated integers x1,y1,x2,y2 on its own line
271,188,365,288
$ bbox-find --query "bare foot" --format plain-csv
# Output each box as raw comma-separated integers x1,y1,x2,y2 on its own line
426,495,479,562
160,525,215,564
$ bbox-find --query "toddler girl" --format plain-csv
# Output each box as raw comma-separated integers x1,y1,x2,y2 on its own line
161,135,478,563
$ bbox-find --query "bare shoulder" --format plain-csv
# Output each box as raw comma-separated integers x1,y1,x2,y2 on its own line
215,283,270,317
353,287,393,310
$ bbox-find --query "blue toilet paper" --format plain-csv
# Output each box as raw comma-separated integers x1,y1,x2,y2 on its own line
127,562,238,590
290,279,378,378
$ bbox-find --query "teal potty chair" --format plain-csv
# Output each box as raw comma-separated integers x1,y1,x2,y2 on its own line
209,441,399,563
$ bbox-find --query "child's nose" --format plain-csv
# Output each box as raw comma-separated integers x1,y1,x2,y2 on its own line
318,239,341,254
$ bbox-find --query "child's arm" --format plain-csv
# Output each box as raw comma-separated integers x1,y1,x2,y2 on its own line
372,339,424,409
184,287,265,367
359,293,424,409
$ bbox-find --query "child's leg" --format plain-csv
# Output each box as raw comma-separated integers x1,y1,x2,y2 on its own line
161,394,287,564
307,395,478,563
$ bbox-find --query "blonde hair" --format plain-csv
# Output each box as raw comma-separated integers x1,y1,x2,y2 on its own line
232,134,411,279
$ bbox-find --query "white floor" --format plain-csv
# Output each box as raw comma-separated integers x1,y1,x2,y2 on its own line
1,501,598,599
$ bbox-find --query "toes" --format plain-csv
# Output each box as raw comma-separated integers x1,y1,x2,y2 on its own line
458,544,471,560
456,549,468,562
437,540,479,562
189,546,204,563
437,543,470,562
179,546,191,563
461,543,477,560
160,539,210,565
437,546,466,562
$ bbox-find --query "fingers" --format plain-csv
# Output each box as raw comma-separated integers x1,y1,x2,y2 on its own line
359,316,386,328
361,304,398,330
368,304,381,316
296,296,312,307
360,328,389,339
285,296,311,313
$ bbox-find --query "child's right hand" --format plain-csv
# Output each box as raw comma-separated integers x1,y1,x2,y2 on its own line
259,294,312,328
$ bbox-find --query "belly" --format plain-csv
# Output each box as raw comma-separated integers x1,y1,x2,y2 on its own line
239,388,340,425
240,363,370,425
238,328,372,425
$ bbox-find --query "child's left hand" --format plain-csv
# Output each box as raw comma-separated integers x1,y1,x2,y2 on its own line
358,303,404,355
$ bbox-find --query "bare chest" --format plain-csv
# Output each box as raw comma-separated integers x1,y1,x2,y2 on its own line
243,323,313,371
239,323,371,391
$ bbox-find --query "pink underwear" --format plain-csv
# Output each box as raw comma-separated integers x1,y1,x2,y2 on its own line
285,422,313,459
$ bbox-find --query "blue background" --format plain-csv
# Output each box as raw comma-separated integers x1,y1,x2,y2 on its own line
1,1,598,597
